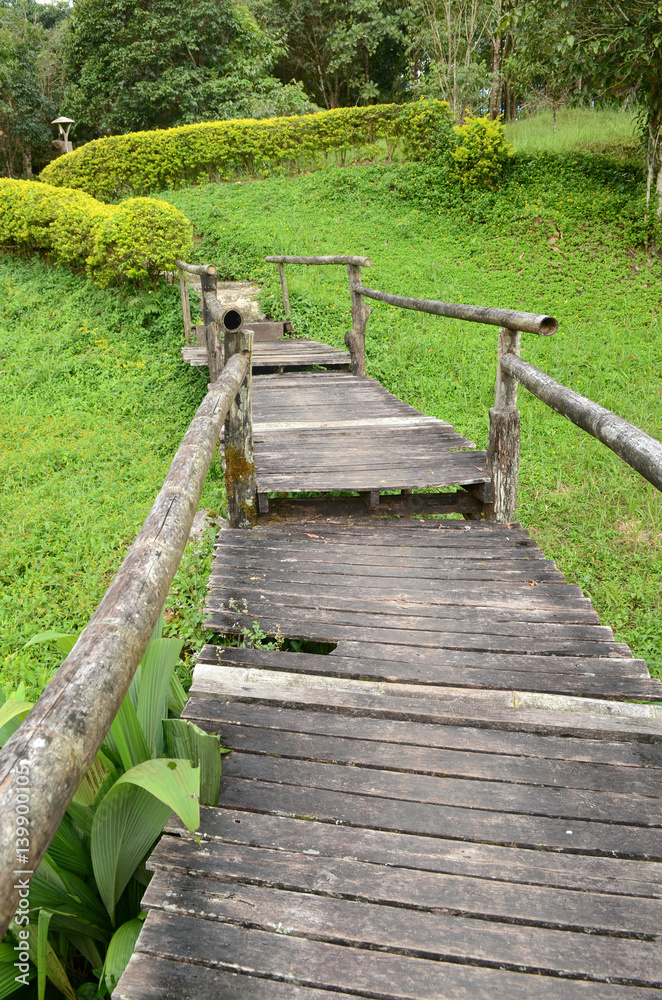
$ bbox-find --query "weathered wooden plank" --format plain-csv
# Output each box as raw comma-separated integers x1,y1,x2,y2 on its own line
142,867,662,985
209,578,593,609
195,659,656,698
189,665,662,741
167,807,662,899
205,614,628,659
215,536,546,561
130,909,661,999
222,752,662,826
203,603,619,644
216,773,662,856
187,712,662,793
115,952,366,1000
184,698,662,770
210,556,565,581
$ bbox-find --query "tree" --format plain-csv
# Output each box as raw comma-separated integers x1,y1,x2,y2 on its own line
406,0,495,119
0,0,55,176
512,0,662,220
64,0,317,136
250,0,407,109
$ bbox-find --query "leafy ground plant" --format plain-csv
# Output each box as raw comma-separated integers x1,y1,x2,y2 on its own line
0,619,226,998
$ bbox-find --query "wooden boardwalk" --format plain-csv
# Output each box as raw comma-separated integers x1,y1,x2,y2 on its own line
183,336,351,371
251,372,489,510
116,338,662,999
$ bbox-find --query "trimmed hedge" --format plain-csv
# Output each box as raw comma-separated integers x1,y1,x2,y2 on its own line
39,101,454,200
0,179,193,287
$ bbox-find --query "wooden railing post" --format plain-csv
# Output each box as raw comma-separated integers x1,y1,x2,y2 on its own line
178,265,192,343
277,262,290,315
200,269,223,383
345,264,373,377
224,323,257,528
486,327,521,523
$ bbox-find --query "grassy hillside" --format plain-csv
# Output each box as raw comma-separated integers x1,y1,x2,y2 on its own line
161,149,662,675
506,107,640,159
0,258,219,696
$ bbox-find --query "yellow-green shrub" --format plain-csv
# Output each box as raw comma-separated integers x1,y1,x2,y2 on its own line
0,179,192,286
89,198,193,287
40,101,453,200
451,114,515,188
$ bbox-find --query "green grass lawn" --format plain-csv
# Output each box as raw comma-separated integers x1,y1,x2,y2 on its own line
506,107,640,159
0,258,223,696
161,155,662,676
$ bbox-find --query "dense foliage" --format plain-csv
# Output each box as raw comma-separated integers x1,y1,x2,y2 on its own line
451,112,515,188
0,178,192,285
2,0,661,208
0,0,68,176
0,625,225,997
39,100,453,198
64,0,317,137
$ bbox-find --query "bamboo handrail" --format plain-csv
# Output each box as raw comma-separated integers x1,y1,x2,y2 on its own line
0,350,250,937
176,260,217,276
265,255,373,266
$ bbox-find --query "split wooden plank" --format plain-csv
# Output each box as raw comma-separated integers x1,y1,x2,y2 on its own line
184,696,662,769
115,953,369,1000
189,663,662,741
142,865,662,986
215,772,662,856
167,805,662,898
129,909,662,999
221,751,662,826
184,707,662,795
183,340,351,370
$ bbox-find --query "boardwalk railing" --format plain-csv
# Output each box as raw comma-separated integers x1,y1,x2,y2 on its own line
181,253,662,525
265,259,661,521
0,339,255,938
495,351,662,519
265,255,374,376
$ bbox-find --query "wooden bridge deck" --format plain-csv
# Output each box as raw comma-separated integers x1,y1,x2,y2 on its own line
116,338,662,999
251,372,490,507
183,338,351,370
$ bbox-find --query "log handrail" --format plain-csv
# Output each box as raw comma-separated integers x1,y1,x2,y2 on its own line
500,353,662,492
176,260,217,276
354,284,558,336
0,349,251,938
265,255,373,266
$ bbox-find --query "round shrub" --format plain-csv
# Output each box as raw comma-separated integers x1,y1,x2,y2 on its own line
404,98,455,163
90,197,193,287
451,114,515,189
0,180,192,287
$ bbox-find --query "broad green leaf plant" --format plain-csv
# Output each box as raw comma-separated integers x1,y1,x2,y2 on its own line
0,618,226,998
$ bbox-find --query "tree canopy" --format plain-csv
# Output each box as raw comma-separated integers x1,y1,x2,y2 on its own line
64,0,316,136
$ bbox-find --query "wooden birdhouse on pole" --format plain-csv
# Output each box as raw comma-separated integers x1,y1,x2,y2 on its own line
52,117,75,154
